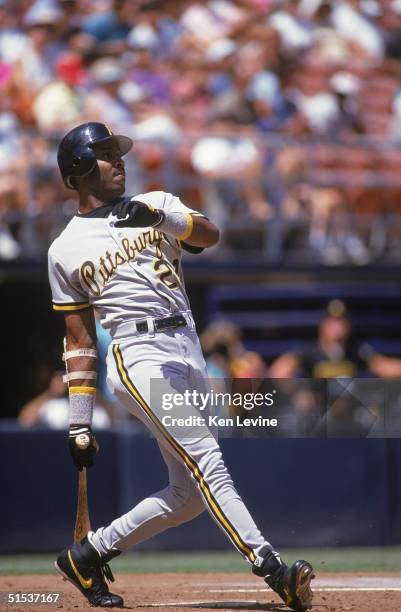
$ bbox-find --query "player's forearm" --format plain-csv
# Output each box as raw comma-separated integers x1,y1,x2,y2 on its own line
64,310,98,383
153,209,219,247
65,354,98,387
64,351,98,426
64,311,98,425
184,216,220,248
64,329,98,388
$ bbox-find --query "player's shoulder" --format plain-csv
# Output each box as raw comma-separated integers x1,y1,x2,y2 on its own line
48,216,79,261
130,190,176,210
48,233,66,264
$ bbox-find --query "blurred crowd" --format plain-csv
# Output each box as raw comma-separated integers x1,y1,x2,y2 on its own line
0,0,401,263
199,300,401,437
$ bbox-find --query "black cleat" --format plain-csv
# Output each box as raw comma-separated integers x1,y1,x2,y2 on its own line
54,535,123,608
266,560,315,611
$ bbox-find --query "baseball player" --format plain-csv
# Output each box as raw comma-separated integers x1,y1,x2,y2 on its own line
49,122,314,610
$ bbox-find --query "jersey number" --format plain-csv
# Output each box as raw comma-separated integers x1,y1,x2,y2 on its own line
154,258,180,289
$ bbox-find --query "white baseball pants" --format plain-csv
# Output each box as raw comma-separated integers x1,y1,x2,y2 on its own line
91,325,280,567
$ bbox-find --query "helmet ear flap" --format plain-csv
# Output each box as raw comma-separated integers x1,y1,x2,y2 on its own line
71,145,97,177
63,145,97,189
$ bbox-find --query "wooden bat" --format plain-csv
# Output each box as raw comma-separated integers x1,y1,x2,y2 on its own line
74,468,92,543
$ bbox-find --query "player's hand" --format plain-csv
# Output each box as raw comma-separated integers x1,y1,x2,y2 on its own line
68,425,99,471
114,200,164,228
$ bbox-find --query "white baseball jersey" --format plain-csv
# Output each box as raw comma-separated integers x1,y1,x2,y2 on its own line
48,191,202,336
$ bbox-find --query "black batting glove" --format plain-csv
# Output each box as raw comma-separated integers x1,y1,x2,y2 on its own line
114,200,164,228
68,425,99,471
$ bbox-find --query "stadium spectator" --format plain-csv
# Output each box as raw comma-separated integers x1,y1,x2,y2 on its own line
18,168,67,259
331,0,385,58
84,57,133,130
200,320,267,419
9,2,63,125
269,300,361,379
81,0,138,55
382,1,401,60
270,297,401,384
32,52,86,130
269,0,314,56
329,71,364,136
0,0,400,264
201,320,244,379
200,320,267,379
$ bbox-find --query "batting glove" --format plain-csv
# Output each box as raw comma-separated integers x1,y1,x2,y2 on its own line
69,425,99,471
114,200,164,228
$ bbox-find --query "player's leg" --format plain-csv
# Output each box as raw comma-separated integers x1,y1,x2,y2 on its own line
55,421,204,608
184,327,315,611
95,335,313,611
107,339,276,560
91,442,205,553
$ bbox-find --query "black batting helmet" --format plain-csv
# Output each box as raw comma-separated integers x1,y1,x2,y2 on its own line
57,122,133,189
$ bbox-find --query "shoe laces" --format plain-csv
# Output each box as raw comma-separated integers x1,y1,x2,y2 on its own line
101,562,115,583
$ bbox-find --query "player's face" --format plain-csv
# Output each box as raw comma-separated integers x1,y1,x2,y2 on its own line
90,140,126,199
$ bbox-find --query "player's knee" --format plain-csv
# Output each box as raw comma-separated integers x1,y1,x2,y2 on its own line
183,490,205,520
167,489,205,526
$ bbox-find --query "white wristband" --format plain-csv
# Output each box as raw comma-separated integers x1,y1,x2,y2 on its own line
69,386,96,426
155,211,193,241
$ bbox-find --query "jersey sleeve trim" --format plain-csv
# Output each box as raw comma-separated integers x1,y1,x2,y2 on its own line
53,301,91,312
178,213,194,241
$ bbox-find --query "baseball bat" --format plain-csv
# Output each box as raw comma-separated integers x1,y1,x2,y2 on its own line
74,468,92,543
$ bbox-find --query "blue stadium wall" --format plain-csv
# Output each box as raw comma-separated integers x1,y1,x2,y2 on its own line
0,425,400,553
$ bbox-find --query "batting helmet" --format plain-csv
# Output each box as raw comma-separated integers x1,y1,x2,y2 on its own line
57,122,133,189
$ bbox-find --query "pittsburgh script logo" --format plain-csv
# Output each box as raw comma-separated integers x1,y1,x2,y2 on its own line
80,228,163,296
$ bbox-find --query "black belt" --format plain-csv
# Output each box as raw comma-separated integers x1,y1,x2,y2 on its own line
136,314,187,335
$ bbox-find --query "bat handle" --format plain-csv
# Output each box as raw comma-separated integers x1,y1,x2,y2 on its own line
74,467,92,543
79,467,87,495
